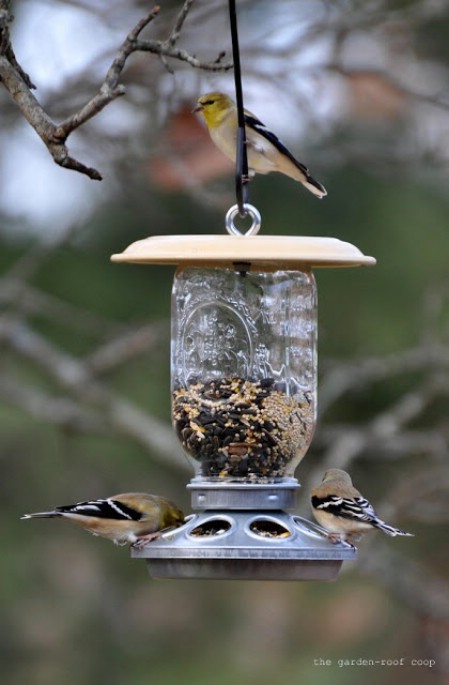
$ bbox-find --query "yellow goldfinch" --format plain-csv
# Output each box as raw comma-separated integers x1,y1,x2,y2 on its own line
311,469,413,544
21,493,185,548
194,92,327,198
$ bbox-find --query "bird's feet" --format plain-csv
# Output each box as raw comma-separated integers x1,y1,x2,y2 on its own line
326,532,357,549
326,532,343,544
132,532,161,549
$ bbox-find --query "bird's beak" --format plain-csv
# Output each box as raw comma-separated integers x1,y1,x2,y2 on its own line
192,103,202,113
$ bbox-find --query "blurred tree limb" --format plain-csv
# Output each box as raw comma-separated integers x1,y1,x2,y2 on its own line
0,313,184,467
0,0,232,180
360,544,449,620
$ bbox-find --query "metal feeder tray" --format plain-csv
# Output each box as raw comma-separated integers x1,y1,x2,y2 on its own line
133,482,357,581
132,511,356,581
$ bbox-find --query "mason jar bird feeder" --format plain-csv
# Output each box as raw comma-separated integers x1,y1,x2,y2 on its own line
111,205,375,580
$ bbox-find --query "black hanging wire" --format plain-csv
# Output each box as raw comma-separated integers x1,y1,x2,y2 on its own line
228,0,249,217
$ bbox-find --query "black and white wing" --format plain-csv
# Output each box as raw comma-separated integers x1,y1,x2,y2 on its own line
56,498,143,521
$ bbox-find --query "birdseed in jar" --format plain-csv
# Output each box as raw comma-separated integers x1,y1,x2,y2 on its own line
172,376,314,481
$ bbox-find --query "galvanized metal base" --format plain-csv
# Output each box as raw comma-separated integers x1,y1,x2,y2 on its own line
132,511,356,581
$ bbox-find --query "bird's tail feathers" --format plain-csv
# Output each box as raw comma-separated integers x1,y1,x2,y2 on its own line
373,519,414,537
21,511,60,520
287,160,327,198
283,152,327,200
302,176,327,199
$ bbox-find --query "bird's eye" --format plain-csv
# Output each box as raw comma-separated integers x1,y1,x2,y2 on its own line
202,99,215,106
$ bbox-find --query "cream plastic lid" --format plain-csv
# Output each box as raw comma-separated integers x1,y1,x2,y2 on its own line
111,235,376,270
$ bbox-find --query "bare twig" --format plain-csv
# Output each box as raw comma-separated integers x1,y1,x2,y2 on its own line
134,39,232,71
85,321,168,375
0,2,232,180
167,0,196,46
53,6,161,140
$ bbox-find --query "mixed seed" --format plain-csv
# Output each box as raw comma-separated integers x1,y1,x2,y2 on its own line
172,376,314,480
189,520,231,537
249,520,292,538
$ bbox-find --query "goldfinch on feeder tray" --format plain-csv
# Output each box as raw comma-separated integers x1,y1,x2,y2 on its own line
311,469,413,544
194,92,327,198
21,493,185,548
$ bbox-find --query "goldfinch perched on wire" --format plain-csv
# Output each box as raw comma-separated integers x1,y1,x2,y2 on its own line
311,469,413,545
194,92,327,198
21,493,185,548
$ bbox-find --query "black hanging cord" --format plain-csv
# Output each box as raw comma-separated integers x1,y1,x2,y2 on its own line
228,0,249,217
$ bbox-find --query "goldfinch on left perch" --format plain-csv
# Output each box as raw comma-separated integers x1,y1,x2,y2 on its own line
21,492,185,548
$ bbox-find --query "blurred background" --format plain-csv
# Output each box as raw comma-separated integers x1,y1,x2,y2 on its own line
1,1,448,684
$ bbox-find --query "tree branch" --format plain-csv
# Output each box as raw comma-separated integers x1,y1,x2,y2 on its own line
0,317,185,469
359,544,449,621
0,1,232,180
134,39,231,71
0,0,35,89
53,6,162,140
0,54,103,180
0,374,106,433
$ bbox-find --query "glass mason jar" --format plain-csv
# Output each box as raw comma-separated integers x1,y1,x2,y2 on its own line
171,266,317,483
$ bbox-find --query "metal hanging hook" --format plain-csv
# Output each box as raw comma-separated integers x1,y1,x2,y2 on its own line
225,204,261,236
